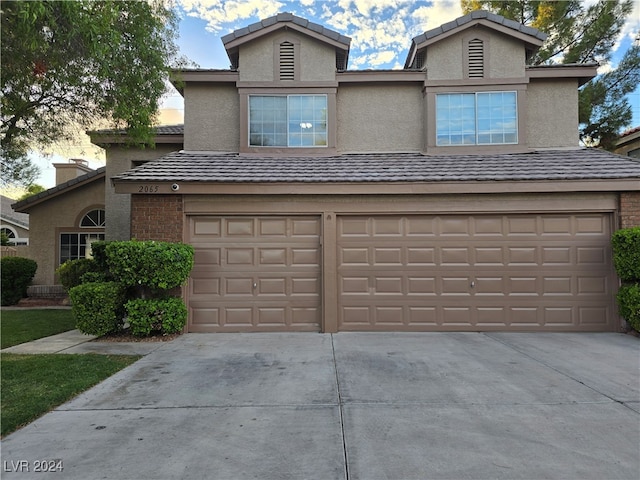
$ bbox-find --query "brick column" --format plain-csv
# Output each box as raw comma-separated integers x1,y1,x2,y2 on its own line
620,192,640,229
130,195,184,242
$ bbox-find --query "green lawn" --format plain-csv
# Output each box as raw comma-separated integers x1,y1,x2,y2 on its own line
1,309,77,349
1,353,140,437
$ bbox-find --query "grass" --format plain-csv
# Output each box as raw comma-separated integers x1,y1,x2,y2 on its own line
1,353,141,437
1,309,77,349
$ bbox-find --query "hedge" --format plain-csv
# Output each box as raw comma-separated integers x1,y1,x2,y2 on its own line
1,257,37,305
125,297,187,337
612,227,640,282
69,282,126,336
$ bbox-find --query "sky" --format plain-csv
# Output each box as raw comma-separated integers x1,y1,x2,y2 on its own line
24,0,640,190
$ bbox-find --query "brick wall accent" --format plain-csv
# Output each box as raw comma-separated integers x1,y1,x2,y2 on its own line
131,195,184,242
620,192,640,229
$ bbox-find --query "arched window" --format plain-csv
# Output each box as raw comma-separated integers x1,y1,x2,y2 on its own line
59,209,106,264
1,227,16,241
80,209,106,227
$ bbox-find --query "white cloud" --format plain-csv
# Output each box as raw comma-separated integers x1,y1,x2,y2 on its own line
179,0,285,32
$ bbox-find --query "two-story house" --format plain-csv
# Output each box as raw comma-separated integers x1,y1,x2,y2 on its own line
112,11,640,334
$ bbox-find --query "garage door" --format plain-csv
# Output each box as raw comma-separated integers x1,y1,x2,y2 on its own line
188,216,321,332
337,214,616,331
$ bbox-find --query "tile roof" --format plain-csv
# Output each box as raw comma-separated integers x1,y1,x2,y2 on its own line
90,125,184,136
412,10,548,46
221,12,351,47
112,149,640,184
12,166,106,212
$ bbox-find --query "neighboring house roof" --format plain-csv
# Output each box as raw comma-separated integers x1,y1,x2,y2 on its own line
1,195,29,229
616,126,640,146
88,124,184,146
112,149,640,185
405,10,547,68
12,166,106,213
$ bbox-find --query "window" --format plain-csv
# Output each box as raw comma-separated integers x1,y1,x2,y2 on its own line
436,92,517,146
60,233,105,263
59,209,105,264
80,209,105,227
249,95,327,147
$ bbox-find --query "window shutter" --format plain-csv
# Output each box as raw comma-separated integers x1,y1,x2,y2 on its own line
468,39,484,78
280,42,295,80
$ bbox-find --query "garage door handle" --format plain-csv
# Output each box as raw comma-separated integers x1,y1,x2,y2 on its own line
253,282,257,289
470,281,475,288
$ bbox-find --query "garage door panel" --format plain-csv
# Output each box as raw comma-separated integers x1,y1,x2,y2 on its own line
337,214,615,332
188,216,321,332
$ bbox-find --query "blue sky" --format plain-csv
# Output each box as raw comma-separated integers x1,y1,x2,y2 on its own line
165,0,639,126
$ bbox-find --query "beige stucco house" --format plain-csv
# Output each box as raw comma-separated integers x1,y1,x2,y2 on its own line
615,126,640,159
19,11,640,332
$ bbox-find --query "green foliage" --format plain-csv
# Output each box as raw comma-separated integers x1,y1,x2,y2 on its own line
69,282,126,336
90,240,111,273
617,284,640,332
1,309,77,349
125,297,187,337
461,0,638,149
1,256,37,305
1,353,140,436
17,184,46,201
612,227,640,281
1,0,185,187
106,241,194,291
0,232,10,246
56,258,100,292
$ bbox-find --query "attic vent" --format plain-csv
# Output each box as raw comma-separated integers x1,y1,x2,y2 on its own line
468,39,484,77
415,50,426,70
279,41,295,80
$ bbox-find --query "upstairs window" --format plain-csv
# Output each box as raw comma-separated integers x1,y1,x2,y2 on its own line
436,92,517,146
249,95,327,147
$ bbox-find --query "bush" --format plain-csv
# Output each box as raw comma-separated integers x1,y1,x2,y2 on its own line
617,284,640,332
612,227,640,281
89,241,111,273
106,241,194,291
56,258,100,292
1,257,37,305
125,297,187,337
69,282,126,336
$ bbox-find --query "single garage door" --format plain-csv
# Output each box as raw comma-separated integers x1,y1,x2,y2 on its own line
337,213,616,331
188,216,321,332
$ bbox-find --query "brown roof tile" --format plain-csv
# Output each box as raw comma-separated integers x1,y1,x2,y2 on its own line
112,149,640,184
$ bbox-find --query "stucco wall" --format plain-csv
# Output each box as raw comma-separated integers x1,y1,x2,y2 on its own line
427,28,524,80
105,144,181,241
238,31,336,82
337,84,423,152
526,79,579,148
26,181,105,285
184,83,239,151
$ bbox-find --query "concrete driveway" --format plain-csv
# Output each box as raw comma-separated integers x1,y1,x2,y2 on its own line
2,332,638,479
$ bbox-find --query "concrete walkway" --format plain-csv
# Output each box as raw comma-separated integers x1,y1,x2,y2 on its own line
1,332,639,479
1,329,169,356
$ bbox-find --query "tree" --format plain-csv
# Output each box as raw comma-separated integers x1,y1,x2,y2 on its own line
17,184,46,201
1,0,182,187
461,0,638,149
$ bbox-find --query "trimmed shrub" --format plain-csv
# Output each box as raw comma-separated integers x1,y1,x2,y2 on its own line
89,240,111,273
106,241,194,291
69,282,126,336
125,297,187,337
1,257,37,305
56,258,100,292
617,284,640,332
612,227,640,281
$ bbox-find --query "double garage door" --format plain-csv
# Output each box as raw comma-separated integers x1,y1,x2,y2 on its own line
188,213,616,332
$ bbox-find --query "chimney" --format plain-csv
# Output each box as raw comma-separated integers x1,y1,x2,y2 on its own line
53,159,93,185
